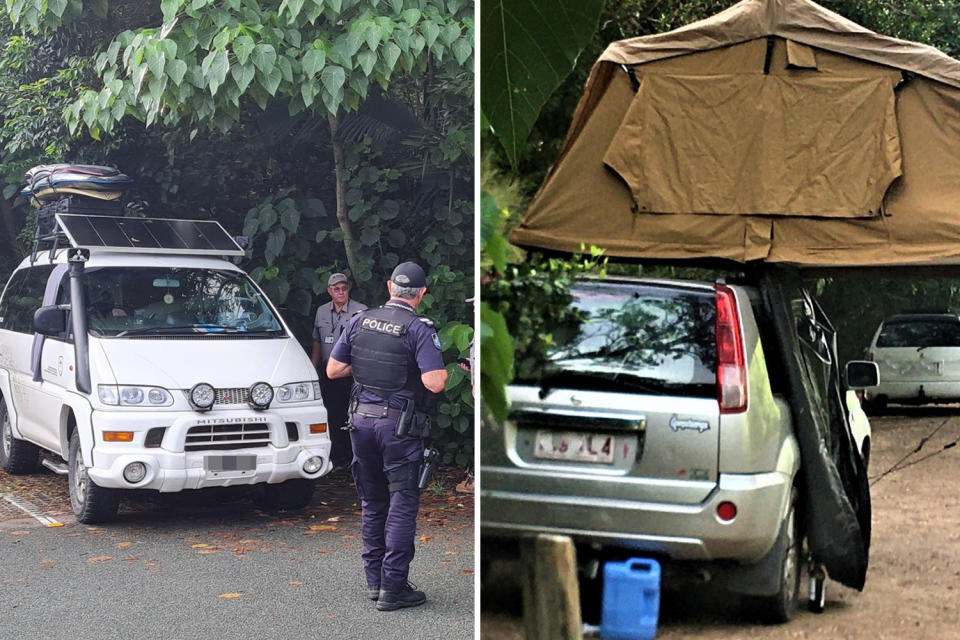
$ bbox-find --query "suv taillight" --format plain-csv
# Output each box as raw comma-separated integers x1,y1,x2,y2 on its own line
716,284,747,413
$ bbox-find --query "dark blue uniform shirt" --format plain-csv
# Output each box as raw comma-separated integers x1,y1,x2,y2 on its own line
330,300,445,409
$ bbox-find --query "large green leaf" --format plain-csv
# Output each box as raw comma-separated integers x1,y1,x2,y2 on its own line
480,0,603,167
480,302,513,422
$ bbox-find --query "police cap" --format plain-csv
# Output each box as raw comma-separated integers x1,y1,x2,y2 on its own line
390,262,426,289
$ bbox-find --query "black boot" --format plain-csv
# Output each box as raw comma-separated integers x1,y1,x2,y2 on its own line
376,582,426,611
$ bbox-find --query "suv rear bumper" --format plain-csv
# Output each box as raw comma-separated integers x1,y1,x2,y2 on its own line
480,469,791,563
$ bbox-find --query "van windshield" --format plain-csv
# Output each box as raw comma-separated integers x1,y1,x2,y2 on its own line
73,267,285,338
530,281,717,396
877,318,960,348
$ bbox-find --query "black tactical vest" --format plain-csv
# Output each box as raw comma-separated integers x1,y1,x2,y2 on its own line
351,303,423,400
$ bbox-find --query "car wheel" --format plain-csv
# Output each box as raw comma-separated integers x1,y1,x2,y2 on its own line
259,478,315,510
68,429,119,524
760,487,802,623
0,399,38,474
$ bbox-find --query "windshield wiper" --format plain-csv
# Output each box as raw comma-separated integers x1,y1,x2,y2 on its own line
115,324,245,337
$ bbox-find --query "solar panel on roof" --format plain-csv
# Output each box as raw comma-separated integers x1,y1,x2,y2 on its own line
55,214,244,256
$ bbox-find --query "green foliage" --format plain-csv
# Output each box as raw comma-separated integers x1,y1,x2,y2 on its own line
483,249,605,384
480,0,603,167
7,0,475,137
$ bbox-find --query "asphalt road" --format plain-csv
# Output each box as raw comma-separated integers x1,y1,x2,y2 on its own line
0,469,474,640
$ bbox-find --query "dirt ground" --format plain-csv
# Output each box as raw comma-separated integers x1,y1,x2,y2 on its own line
480,408,960,640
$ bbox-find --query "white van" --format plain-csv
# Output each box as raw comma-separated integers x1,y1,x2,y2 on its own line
0,215,332,523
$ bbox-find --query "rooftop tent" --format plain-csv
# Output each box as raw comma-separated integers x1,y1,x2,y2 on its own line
510,0,960,266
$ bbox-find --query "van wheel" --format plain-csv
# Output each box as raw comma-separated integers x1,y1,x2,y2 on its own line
0,400,38,474
68,430,119,524
259,478,315,510
759,487,801,623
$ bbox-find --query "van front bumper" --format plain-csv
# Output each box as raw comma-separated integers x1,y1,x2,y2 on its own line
480,468,791,563
86,406,332,492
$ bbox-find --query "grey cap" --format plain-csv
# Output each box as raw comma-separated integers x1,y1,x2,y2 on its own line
327,273,348,287
390,262,427,289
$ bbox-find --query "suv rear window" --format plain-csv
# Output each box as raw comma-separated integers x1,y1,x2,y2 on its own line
877,317,960,348
530,281,717,396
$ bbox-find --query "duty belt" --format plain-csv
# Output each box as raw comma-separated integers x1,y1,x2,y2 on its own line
352,402,403,420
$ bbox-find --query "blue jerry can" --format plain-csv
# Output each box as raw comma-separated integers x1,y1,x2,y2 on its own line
600,558,661,640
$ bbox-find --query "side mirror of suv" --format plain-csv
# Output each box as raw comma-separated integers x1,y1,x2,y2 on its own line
34,304,70,337
845,360,879,389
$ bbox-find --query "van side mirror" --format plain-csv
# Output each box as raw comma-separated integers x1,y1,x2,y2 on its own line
34,305,70,337
845,360,879,389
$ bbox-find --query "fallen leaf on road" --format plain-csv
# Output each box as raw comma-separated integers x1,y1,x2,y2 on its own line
444,551,459,556
4,577,27,583
192,543,210,549
117,542,132,548
326,516,341,522
88,556,112,563
41,558,56,564
9,531,29,536
197,550,221,555
289,581,303,586
317,549,332,555
309,525,338,532
219,593,244,599
462,570,474,575
342,534,355,540
420,535,430,542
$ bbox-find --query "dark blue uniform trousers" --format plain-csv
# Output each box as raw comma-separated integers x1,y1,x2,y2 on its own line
350,415,423,590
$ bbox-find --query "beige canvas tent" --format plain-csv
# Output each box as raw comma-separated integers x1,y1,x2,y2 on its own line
510,0,960,266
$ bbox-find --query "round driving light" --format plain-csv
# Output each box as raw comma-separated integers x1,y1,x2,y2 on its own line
123,461,147,484
303,456,323,474
121,387,144,405
717,501,738,522
249,382,273,409
190,383,216,411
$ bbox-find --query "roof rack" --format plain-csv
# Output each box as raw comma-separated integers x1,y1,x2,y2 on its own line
31,213,245,264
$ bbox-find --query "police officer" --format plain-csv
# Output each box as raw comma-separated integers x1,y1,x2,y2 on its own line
326,261,448,611
310,273,367,467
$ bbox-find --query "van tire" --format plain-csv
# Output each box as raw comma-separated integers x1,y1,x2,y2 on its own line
68,429,119,524
259,478,315,510
757,487,802,623
0,400,38,474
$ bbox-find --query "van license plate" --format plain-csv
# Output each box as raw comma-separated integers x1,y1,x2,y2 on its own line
533,430,615,464
203,455,256,472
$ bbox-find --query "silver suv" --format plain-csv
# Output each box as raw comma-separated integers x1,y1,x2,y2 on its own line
481,276,875,621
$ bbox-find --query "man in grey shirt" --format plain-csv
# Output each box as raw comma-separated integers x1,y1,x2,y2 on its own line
311,273,367,467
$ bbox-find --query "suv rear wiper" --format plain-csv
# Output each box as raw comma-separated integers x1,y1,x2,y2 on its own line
537,369,670,398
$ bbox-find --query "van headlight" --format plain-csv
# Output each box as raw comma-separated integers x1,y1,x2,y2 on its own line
248,382,274,410
99,385,173,407
276,381,322,403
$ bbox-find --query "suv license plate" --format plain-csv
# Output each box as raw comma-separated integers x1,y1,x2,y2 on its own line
534,430,615,464
203,455,257,472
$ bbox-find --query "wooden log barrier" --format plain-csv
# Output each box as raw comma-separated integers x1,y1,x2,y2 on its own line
520,534,582,640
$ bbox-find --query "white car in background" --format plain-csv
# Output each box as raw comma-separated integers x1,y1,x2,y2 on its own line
864,313,960,412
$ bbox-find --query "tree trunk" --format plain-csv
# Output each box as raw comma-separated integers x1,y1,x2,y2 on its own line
0,195,22,260
520,534,583,640
327,111,360,280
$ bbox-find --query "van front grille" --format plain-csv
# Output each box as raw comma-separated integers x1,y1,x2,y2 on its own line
185,422,270,451
215,388,249,405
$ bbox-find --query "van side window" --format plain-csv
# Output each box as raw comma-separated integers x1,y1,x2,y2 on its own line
0,266,55,333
